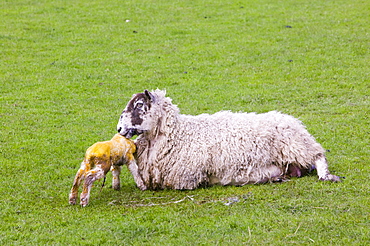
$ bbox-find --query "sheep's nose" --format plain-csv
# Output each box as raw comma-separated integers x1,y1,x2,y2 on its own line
117,127,122,133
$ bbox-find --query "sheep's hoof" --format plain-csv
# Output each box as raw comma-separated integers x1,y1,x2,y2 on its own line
319,174,342,182
271,176,289,183
138,185,147,191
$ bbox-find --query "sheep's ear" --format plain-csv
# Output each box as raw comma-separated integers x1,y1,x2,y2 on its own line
144,89,155,102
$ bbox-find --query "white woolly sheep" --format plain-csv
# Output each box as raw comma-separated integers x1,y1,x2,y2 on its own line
117,89,341,190
69,134,146,206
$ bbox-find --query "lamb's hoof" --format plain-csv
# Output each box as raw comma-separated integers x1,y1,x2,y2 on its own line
113,185,120,191
69,198,77,205
319,174,342,182
80,198,89,207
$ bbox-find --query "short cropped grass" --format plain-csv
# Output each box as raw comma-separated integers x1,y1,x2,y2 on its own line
1,0,369,245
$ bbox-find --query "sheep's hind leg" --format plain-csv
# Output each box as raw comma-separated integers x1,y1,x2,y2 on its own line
69,168,85,205
80,168,105,207
229,166,287,186
315,154,341,182
263,165,290,183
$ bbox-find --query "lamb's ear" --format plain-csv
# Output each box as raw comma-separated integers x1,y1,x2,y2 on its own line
144,89,155,102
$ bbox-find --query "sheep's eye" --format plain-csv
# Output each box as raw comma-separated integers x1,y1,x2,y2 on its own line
135,102,144,109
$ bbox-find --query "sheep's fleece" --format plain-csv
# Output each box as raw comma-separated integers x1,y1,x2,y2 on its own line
117,89,341,190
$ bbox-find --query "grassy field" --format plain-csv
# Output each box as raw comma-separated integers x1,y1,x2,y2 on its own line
1,0,369,244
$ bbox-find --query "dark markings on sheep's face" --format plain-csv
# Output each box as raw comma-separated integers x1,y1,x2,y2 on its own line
117,90,154,138
126,93,151,125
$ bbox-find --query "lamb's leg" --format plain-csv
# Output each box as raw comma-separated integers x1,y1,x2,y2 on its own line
127,160,147,190
111,165,121,190
69,168,85,205
315,154,341,182
80,167,105,207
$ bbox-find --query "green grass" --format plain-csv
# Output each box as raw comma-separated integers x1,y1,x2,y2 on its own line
1,0,369,245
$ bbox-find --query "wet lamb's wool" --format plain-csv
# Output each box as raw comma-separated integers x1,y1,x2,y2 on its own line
69,134,146,206
117,89,341,190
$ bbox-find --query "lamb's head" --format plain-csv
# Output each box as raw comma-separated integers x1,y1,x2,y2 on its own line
117,90,157,138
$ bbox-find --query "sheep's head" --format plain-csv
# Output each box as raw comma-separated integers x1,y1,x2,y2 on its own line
117,90,157,138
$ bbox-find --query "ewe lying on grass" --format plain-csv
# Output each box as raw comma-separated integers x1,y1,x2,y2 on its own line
117,89,341,190
69,134,146,207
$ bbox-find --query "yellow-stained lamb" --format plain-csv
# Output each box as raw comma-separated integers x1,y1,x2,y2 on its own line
69,134,146,207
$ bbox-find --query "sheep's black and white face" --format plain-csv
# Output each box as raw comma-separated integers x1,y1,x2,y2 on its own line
117,90,155,138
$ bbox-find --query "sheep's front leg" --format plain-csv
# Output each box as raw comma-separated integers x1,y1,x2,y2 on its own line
69,167,85,205
111,165,121,190
315,154,341,182
80,167,105,207
127,160,147,190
